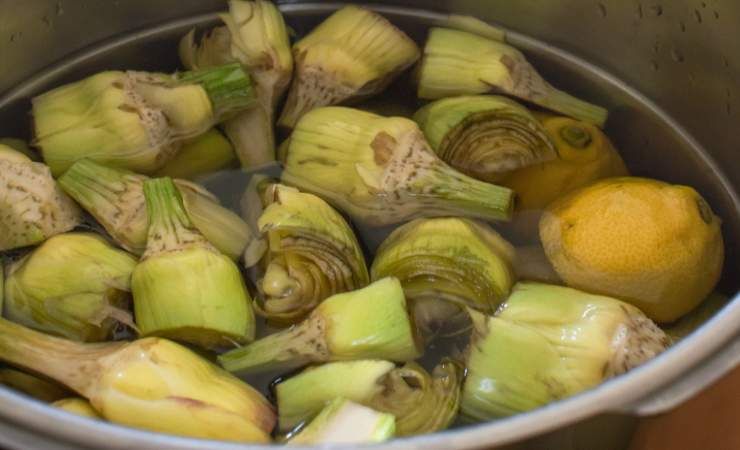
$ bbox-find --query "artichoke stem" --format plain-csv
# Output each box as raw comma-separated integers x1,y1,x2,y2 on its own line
0,319,124,397
142,177,209,258
540,87,607,128
218,317,327,373
177,63,256,118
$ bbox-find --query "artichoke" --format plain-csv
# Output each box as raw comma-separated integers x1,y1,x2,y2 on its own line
244,183,369,322
0,144,81,251
0,319,275,442
416,28,608,127
132,177,255,349
153,129,237,179
0,368,70,402
414,95,557,182
276,358,462,435
52,398,102,419
4,233,137,342
218,277,420,373
0,138,39,161
181,0,293,167
58,159,250,259
33,63,256,176
371,218,516,327
287,398,396,445
282,107,514,226
277,5,420,129
461,282,668,420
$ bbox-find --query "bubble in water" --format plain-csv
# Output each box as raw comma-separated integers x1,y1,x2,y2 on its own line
597,3,607,17
671,48,685,63
694,9,703,23
649,5,663,16
650,60,659,71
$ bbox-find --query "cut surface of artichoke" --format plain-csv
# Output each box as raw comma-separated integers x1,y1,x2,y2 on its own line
0,319,275,442
59,159,250,259
416,28,607,127
282,107,514,226
218,277,420,373
3,233,137,342
132,177,255,349
0,145,81,251
247,183,369,322
414,95,557,182
33,64,255,176
278,5,420,129
461,282,668,420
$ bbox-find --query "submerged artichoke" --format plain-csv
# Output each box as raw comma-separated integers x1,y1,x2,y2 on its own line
416,28,608,127
132,178,255,349
4,233,137,342
59,159,250,259
219,277,420,373
276,358,462,435
52,398,102,419
153,129,237,179
414,95,557,182
0,319,275,442
461,282,668,420
278,5,420,129
0,145,81,251
372,218,516,329
33,63,256,176
245,183,369,322
288,398,396,445
282,107,514,226
181,0,293,167
0,368,70,402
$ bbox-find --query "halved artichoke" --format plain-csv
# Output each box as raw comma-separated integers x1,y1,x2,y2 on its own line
416,28,607,127
461,282,668,420
244,183,369,322
414,95,557,182
278,5,420,129
281,107,514,226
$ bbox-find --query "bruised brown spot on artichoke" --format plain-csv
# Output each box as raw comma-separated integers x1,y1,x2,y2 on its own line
371,132,397,166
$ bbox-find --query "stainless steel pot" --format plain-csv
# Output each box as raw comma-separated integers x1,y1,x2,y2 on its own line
0,1,738,449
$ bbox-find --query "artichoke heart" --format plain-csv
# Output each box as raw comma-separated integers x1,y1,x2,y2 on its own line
414,95,557,182
278,5,420,129
181,0,293,167
276,358,462,435
33,63,256,176
4,233,137,342
288,398,396,445
0,145,81,251
0,320,275,442
132,177,255,349
59,159,250,259
282,107,514,226
372,218,516,319
154,129,237,179
416,28,608,127
219,277,420,374
52,398,102,419
461,282,668,420
247,183,369,322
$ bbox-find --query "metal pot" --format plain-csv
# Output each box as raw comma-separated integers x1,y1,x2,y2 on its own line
0,1,738,449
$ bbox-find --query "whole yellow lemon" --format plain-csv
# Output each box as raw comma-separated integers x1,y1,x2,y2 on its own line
539,177,724,323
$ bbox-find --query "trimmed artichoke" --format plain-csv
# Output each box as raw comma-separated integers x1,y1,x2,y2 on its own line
461,282,668,420
288,398,396,445
414,95,557,182
4,233,137,342
132,178,255,349
244,183,369,322
0,368,70,402
0,320,275,442
416,28,607,127
276,359,462,435
218,277,420,373
181,0,293,167
52,398,102,419
278,5,420,129
282,107,514,225
0,138,39,161
58,159,250,259
0,145,81,251
153,129,237,179
33,63,256,176
371,218,516,324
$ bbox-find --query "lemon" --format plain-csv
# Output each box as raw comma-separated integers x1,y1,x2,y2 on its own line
539,177,724,323
498,114,628,243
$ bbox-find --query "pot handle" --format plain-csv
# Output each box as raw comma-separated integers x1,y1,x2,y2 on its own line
627,331,740,416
